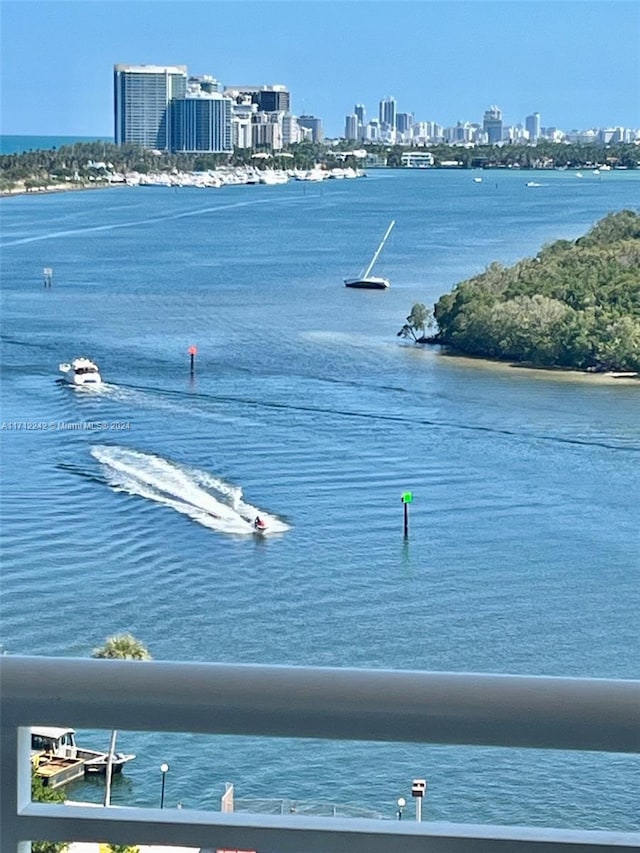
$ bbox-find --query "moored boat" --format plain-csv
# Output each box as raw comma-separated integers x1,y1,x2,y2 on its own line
344,220,395,290
31,726,135,787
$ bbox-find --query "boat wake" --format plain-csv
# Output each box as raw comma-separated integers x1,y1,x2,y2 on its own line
90,445,288,536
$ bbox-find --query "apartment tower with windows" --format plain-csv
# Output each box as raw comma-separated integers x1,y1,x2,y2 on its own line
114,64,188,149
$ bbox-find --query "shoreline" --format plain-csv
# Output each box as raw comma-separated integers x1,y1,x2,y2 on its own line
1,165,363,198
0,180,127,198
433,348,640,384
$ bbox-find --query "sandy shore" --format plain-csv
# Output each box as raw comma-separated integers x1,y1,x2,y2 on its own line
437,350,639,384
1,180,125,198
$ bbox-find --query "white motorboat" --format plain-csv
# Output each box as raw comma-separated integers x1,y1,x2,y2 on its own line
59,357,102,386
31,726,135,778
344,220,395,290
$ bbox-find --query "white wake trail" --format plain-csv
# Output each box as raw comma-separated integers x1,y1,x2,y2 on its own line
91,446,288,536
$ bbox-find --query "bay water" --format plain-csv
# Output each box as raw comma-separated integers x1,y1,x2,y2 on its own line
1,167,638,829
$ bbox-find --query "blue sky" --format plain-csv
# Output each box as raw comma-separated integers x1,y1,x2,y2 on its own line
1,0,638,138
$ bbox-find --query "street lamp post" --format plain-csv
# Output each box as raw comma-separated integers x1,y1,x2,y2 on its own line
396,797,406,820
160,763,169,809
411,778,427,821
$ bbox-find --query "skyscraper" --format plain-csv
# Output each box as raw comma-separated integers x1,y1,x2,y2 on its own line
345,114,359,141
396,112,414,134
483,105,503,145
379,96,397,129
354,104,366,140
525,112,541,141
114,64,188,149
170,91,233,153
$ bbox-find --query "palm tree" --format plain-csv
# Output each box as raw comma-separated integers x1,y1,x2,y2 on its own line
92,634,151,807
93,634,151,661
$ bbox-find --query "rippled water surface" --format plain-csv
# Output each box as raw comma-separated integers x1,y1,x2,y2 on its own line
1,169,638,828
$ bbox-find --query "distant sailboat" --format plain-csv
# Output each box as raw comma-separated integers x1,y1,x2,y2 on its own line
344,220,395,289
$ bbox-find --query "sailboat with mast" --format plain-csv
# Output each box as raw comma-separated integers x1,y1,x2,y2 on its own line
344,220,395,289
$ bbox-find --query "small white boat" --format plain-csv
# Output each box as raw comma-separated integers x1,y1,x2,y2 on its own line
526,181,542,187
345,220,395,290
473,177,483,183
31,726,135,782
59,357,102,386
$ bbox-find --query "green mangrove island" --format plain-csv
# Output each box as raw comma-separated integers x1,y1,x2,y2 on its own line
401,210,640,374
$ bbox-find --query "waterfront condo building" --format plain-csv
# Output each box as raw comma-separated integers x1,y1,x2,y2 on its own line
114,64,188,149
170,90,233,153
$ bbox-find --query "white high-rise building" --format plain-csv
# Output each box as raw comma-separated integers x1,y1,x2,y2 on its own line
282,114,303,146
366,119,381,141
251,111,283,150
114,64,188,149
231,97,257,149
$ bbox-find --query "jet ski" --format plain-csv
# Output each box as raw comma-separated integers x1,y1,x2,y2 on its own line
253,516,268,533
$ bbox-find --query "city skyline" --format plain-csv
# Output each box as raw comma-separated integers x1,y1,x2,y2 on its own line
1,1,639,139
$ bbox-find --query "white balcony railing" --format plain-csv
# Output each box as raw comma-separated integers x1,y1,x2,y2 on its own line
1,656,639,852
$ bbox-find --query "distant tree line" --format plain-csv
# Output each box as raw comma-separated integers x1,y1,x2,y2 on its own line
2,139,638,193
402,210,640,373
366,140,640,170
